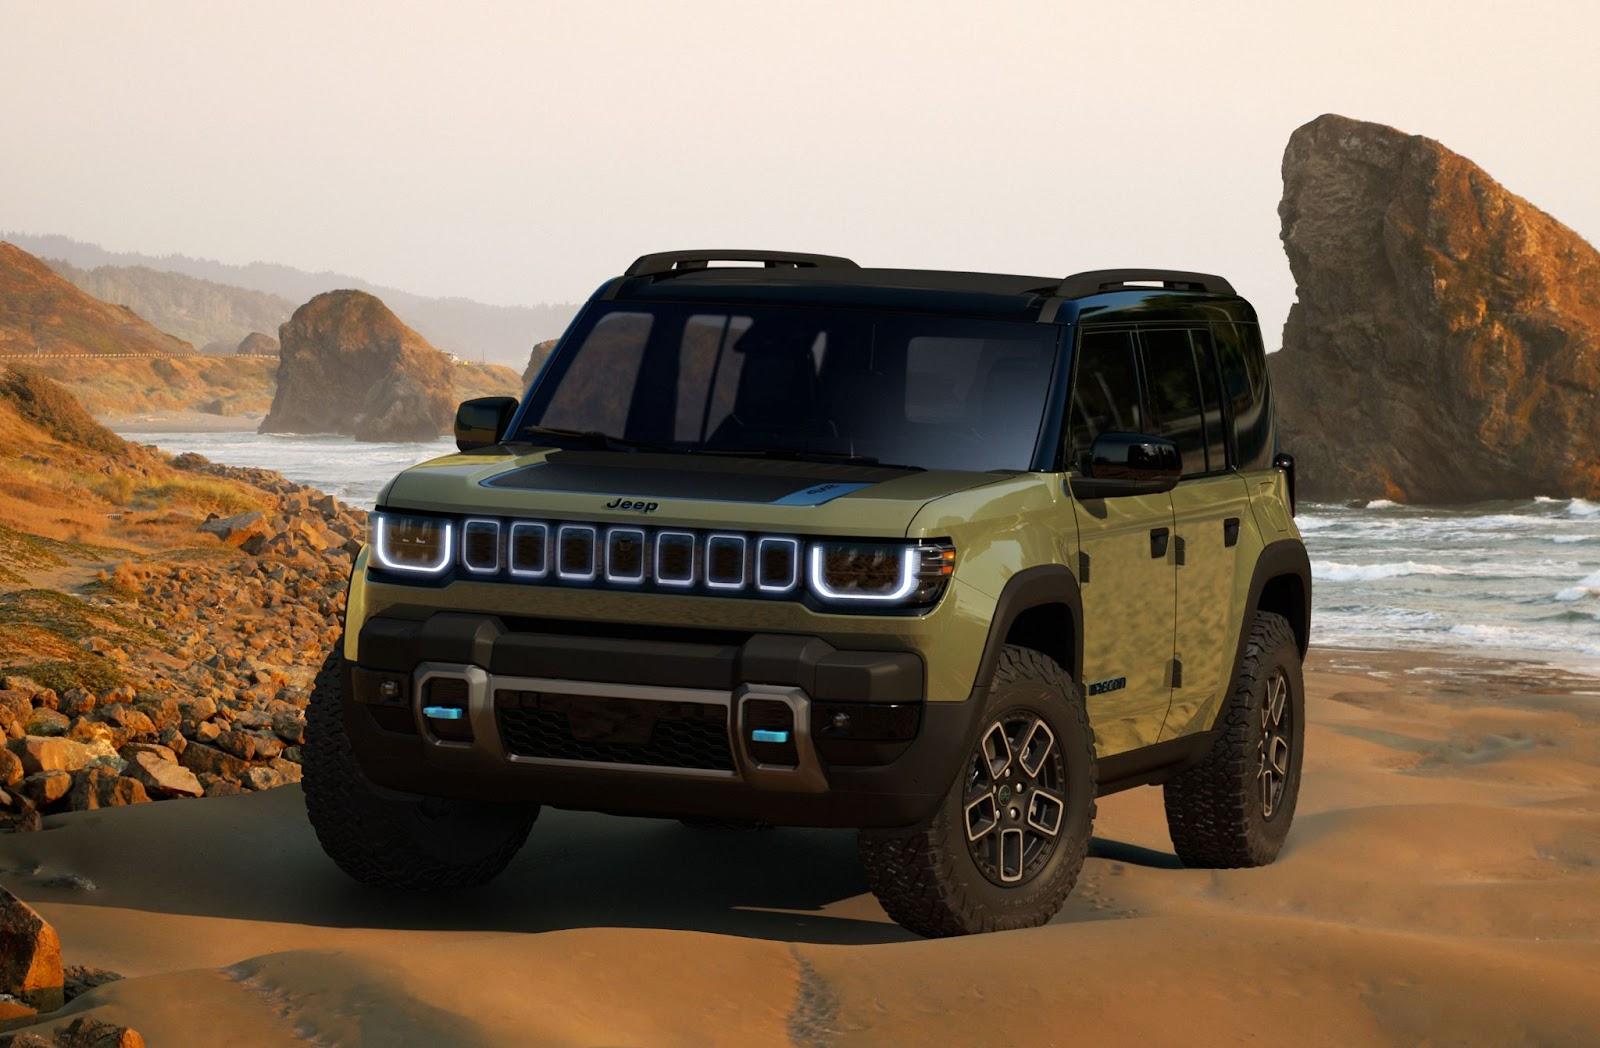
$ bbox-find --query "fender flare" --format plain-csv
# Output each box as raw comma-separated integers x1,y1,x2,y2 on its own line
967,564,1084,700
1228,538,1312,686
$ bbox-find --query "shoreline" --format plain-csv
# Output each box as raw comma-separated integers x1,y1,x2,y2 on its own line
4,641,1598,1044
100,412,265,434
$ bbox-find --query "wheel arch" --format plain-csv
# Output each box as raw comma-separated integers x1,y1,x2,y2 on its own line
970,564,1083,698
1234,539,1312,675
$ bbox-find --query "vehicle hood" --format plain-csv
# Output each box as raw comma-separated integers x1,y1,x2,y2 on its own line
379,446,1006,537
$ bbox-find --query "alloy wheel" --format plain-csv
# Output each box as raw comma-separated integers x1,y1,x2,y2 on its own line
1257,669,1292,819
963,710,1069,886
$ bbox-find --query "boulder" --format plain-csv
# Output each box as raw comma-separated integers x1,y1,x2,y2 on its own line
235,331,279,357
22,710,68,738
0,747,22,788
1272,113,1600,503
62,965,123,1003
124,751,203,798
198,510,267,547
0,885,63,1012
21,771,71,807
9,737,93,776
178,742,248,781
260,290,457,442
67,769,149,810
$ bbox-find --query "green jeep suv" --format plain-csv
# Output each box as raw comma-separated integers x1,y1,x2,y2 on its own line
304,250,1311,937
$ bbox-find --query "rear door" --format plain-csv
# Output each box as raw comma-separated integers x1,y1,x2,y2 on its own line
1065,328,1177,757
1137,327,1253,742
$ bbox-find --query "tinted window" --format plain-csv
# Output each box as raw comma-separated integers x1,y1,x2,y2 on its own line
1189,328,1228,473
1213,321,1274,470
1066,330,1142,472
519,305,1057,473
1139,328,1212,477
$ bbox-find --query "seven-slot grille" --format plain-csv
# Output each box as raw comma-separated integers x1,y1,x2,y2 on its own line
452,519,803,597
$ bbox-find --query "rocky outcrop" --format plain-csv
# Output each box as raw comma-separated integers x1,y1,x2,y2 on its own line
234,332,278,356
0,886,62,1012
523,338,557,386
0,244,193,358
1271,114,1600,503
260,291,455,442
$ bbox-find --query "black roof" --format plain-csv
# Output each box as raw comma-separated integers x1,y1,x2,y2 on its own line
604,251,1244,323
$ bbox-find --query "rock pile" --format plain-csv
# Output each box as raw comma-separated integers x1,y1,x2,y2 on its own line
0,453,365,830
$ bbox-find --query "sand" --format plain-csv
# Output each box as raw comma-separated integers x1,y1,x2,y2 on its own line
3,647,1599,1046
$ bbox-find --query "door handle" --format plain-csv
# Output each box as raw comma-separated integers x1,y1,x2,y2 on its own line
1150,527,1170,559
1223,517,1241,548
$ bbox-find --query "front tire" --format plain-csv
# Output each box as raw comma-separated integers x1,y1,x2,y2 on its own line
303,645,538,889
1162,611,1305,867
858,645,1096,937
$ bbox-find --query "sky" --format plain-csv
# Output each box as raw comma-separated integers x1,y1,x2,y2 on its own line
4,0,1599,348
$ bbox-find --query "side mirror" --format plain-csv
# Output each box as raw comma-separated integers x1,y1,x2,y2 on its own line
454,396,519,452
1069,432,1182,499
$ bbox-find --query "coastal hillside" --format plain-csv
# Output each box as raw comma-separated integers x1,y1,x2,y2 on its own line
43,259,296,355
1272,114,1600,503
7,232,578,369
0,244,193,359
0,367,362,832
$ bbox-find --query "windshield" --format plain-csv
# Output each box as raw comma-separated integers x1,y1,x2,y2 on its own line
515,304,1061,472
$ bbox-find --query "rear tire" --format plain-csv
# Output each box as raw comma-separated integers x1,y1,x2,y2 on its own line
303,644,538,890
858,645,1096,937
1162,611,1304,867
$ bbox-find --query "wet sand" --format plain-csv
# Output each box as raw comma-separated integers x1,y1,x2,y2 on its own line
3,648,1599,1046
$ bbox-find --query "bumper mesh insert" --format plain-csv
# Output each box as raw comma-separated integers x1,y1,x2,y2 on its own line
495,689,733,771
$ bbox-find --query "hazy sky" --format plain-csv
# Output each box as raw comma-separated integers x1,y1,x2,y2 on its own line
4,1,1598,347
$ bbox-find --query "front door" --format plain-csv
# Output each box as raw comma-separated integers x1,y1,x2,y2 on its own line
1065,328,1177,757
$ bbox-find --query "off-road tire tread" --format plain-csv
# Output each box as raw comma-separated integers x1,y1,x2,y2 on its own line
858,645,1096,937
1162,611,1299,868
303,645,536,890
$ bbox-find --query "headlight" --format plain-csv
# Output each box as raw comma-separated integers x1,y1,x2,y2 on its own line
371,512,453,574
808,541,955,605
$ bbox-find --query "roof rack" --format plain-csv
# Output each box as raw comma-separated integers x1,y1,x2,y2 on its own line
624,250,859,279
1054,268,1235,298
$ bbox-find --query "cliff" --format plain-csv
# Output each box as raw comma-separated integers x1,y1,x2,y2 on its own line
261,291,456,442
1271,114,1600,503
0,244,193,358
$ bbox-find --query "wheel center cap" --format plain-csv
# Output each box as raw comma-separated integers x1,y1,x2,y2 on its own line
998,785,1013,805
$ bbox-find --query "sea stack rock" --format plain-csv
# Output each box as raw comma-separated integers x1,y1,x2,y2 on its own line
235,331,279,357
523,338,557,387
261,291,455,442
1271,114,1600,503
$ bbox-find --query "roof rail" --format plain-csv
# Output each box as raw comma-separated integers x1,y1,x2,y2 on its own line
624,250,859,279
1055,268,1235,298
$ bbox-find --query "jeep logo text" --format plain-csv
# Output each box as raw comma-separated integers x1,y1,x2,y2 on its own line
605,497,659,514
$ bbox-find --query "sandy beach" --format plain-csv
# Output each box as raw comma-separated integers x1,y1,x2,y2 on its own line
3,646,1597,1046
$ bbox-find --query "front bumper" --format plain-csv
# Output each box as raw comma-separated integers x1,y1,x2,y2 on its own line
344,612,982,827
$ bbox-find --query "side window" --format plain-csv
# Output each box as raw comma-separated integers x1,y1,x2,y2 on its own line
539,312,653,433
1214,322,1274,470
1066,329,1142,472
1188,327,1228,473
1139,328,1213,477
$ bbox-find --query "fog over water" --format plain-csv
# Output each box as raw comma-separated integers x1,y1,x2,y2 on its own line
125,430,1600,674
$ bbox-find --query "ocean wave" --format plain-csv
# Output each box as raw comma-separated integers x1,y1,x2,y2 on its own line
1445,622,1600,657
1555,571,1600,603
1569,498,1600,518
1552,535,1598,544
1364,498,1401,509
1312,560,1466,582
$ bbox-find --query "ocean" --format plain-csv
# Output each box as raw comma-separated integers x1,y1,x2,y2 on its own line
124,430,1600,673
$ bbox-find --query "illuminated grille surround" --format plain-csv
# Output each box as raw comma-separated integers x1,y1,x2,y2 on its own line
368,511,953,609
